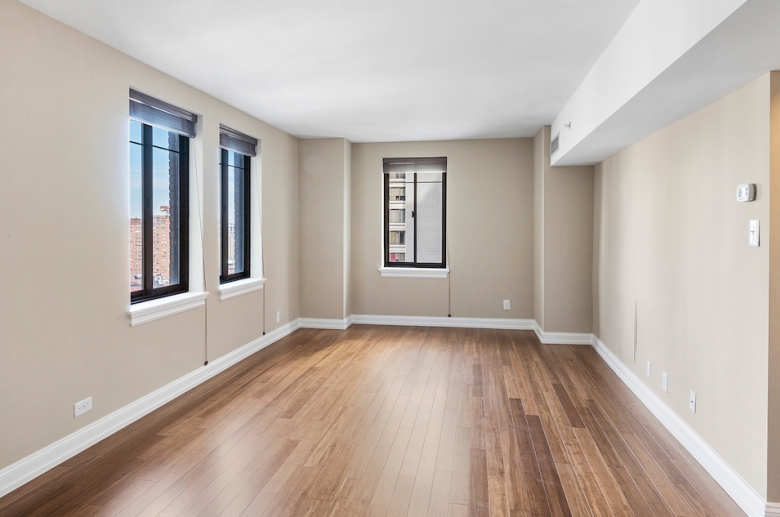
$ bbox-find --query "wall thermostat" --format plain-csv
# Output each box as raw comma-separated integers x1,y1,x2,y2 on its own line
737,184,756,202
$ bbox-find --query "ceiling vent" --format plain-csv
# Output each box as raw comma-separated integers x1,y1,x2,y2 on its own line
550,133,560,155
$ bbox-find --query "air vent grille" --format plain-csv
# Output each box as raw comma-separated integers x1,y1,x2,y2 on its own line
551,134,560,155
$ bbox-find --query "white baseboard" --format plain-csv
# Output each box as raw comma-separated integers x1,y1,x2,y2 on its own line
0,318,301,500
1,317,772,517
351,314,534,330
591,336,766,517
533,321,593,345
299,316,353,330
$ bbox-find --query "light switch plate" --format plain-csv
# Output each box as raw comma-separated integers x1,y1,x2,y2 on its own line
662,372,668,393
749,219,760,247
689,391,697,413
503,300,510,310
646,361,651,378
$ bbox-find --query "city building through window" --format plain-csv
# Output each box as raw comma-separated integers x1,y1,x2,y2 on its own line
383,157,447,268
218,125,258,284
220,150,251,282
129,90,195,303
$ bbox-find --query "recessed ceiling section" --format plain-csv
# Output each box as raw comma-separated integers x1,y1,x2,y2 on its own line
20,0,639,142
551,0,780,166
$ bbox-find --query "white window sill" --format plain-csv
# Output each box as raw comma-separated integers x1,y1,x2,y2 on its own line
378,267,449,279
127,291,208,327
218,277,266,301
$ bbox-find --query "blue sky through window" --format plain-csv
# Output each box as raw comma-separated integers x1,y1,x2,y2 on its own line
129,120,179,218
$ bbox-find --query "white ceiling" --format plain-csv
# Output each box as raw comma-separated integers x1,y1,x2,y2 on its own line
551,0,780,165
20,0,640,142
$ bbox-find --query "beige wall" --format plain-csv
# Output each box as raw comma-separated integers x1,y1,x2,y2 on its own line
299,138,350,320
344,139,353,318
593,75,770,496
4,0,776,502
768,71,780,501
351,139,534,318
544,155,594,334
0,0,299,471
534,126,594,334
534,129,546,327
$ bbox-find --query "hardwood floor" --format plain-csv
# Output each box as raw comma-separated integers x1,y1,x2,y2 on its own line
0,326,745,516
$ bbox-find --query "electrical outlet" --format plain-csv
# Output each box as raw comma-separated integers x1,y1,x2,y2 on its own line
74,396,92,418
503,300,510,310
646,361,651,378
276,311,280,323
662,372,668,393
689,391,697,413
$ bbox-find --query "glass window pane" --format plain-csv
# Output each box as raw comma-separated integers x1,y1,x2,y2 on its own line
130,120,142,145
389,209,405,223
152,125,179,151
389,231,407,245
225,162,247,275
129,141,143,292
387,172,414,263
389,186,405,201
416,181,443,264
152,145,180,288
417,172,442,183
229,150,244,169
385,165,445,267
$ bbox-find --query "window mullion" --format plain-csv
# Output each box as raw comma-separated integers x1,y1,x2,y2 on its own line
169,136,180,285
243,156,251,276
234,160,243,275
413,172,418,266
142,124,154,294
442,173,447,268
384,173,390,267
178,136,189,292
221,150,229,280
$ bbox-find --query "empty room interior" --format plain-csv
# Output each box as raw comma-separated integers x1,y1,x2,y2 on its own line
3,0,780,515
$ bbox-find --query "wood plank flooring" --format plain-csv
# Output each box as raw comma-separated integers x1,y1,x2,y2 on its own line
0,326,746,516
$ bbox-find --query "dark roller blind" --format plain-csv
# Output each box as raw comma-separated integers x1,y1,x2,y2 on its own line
383,157,447,174
129,89,197,138
219,125,258,157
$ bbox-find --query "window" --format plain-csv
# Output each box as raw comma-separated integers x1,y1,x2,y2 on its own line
219,125,258,285
220,150,251,282
383,157,447,268
129,90,196,304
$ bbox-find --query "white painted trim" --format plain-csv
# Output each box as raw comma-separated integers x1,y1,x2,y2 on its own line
351,314,533,330
591,336,766,517
126,291,209,326
533,320,593,345
0,318,301,500
217,277,266,301
2,315,770,517
299,316,353,330
378,267,449,279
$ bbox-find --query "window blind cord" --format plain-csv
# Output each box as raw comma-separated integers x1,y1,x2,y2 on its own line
255,161,266,336
193,146,209,365
447,230,451,318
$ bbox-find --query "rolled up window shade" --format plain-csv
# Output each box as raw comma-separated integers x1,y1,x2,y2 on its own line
129,89,197,138
383,157,447,174
219,125,258,157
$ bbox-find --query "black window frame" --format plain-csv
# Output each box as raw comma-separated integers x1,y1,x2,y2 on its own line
130,122,190,304
220,148,251,284
383,158,447,269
